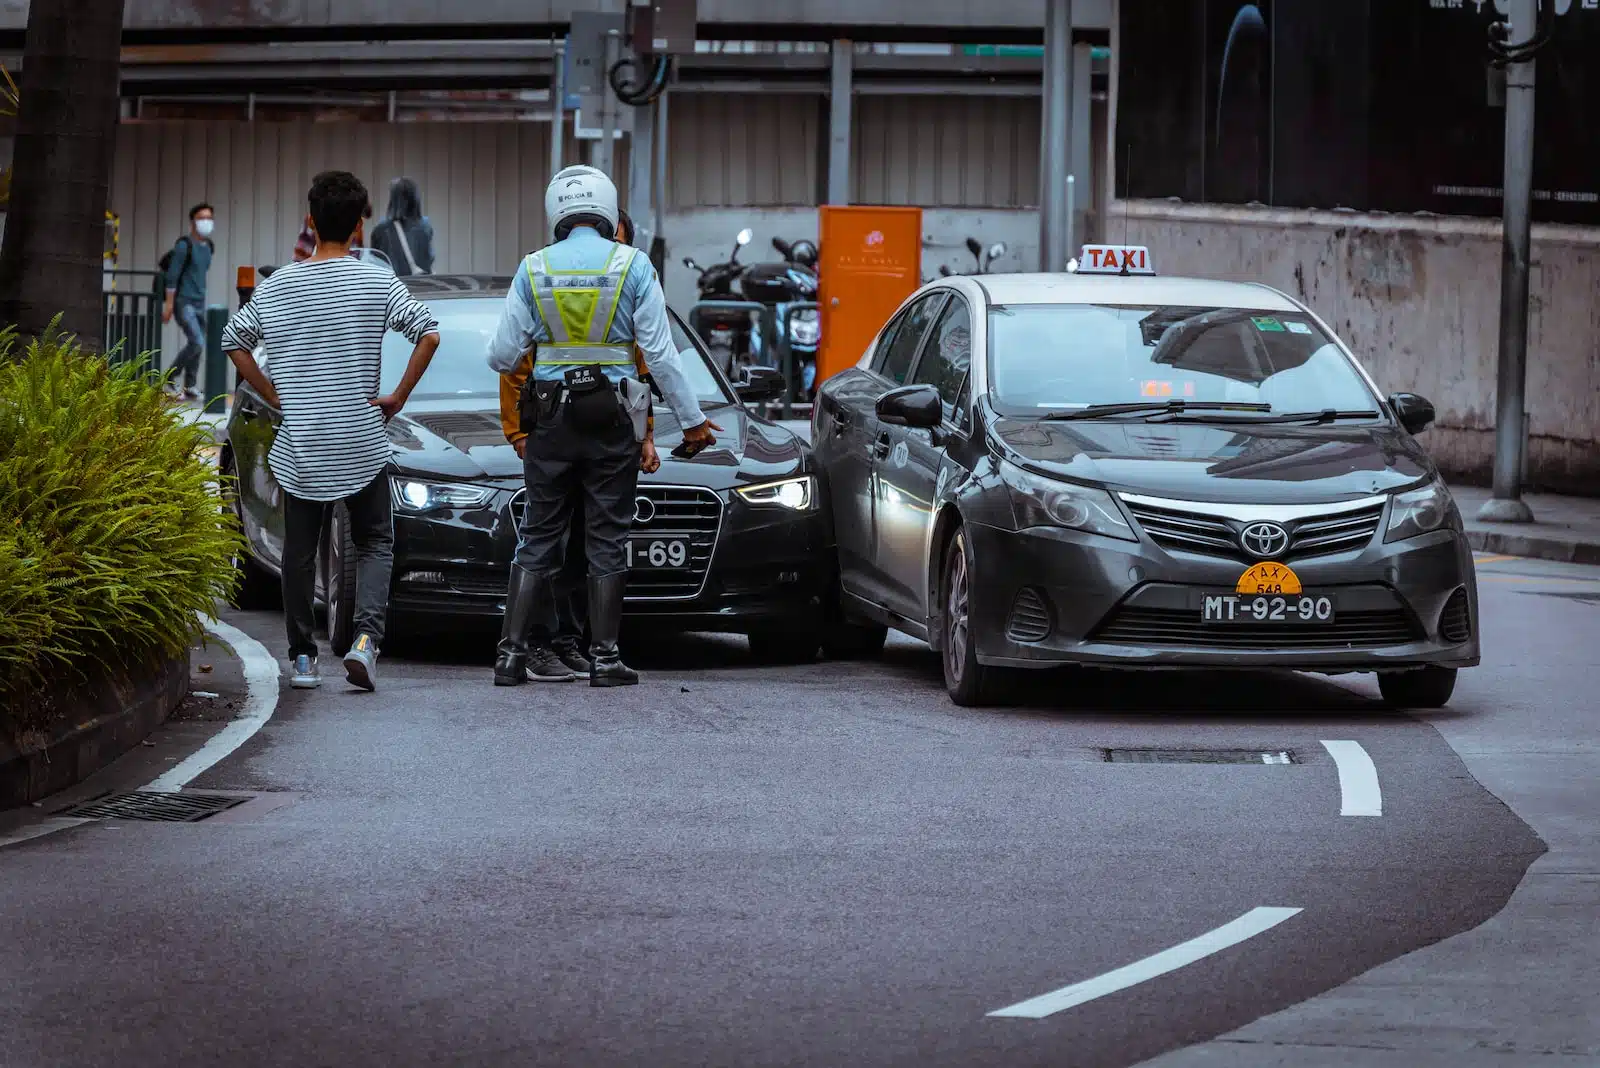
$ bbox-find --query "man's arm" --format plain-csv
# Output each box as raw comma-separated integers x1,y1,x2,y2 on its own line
486,264,543,374
372,278,442,419
500,352,532,456
220,299,278,407
628,259,711,434
162,238,187,323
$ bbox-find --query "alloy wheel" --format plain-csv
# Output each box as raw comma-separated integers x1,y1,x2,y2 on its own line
945,534,970,686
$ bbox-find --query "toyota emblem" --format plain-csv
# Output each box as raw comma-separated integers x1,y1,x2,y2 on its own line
633,496,657,525
1239,521,1290,559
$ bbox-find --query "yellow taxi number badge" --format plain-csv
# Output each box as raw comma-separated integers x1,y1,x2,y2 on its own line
1236,562,1302,595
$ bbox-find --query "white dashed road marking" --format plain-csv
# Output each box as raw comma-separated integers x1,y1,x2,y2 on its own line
987,907,1304,1020
146,617,280,792
1320,740,1382,817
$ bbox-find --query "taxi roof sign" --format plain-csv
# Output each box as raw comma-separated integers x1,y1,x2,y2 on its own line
1073,244,1155,275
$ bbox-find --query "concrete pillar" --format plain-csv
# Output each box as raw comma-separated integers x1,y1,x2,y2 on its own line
549,43,565,180
628,98,656,248
828,39,853,205
1071,40,1093,251
1040,0,1074,272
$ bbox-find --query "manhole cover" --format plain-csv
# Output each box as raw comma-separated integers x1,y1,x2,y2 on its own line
57,791,249,822
1105,749,1296,765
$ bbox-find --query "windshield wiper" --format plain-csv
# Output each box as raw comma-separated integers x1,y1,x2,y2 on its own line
1039,400,1272,422
1153,407,1381,425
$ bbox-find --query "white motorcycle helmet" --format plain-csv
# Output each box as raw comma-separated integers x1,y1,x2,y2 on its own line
545,164,620,240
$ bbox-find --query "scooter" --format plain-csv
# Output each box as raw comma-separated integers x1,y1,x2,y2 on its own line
937,236,1008,278
684,227,761,378
742,236,821,399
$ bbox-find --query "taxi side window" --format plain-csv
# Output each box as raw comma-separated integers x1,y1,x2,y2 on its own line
876,294,945,386
910,298,972,415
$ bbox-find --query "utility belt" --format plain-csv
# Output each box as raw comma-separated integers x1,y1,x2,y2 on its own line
520,363,658,443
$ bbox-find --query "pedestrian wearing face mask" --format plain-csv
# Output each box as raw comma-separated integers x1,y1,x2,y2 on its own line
161,203,216,401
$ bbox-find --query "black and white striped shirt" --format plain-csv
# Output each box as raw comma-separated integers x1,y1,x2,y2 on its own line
222,258,439,502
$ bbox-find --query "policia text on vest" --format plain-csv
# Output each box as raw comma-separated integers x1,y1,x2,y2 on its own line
486,165,718,688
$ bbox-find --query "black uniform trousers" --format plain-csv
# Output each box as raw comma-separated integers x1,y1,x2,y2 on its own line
528,503,588,646
513,397,642,581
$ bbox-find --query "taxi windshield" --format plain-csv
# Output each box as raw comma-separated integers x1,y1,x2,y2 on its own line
381,299,732,406
986,304,1379,417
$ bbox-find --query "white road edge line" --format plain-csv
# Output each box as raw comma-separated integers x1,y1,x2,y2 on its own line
1320,740,1383,817
145,617,280,793
988,906,1303,1020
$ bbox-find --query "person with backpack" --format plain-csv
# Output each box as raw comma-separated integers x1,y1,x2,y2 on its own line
369,177,435,278
161,203,216,400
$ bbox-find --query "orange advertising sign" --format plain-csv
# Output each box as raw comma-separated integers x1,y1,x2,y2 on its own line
817,206,923,386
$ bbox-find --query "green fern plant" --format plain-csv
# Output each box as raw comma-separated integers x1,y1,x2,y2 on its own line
0,324,243,728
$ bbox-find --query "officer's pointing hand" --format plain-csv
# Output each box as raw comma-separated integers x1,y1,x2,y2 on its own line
681,419,721,448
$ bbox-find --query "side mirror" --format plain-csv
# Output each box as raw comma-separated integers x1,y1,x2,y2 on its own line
877,384,943,429
987,242,1007,261
771,237,792,257
736,228,753,246
965,237,983,258
682,257,700,270
736,366,786,402
939,264,953,277
1390,393,1436,435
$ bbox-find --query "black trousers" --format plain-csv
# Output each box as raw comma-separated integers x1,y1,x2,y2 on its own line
514,403,641,581
528,501,588,646
282,473,394,659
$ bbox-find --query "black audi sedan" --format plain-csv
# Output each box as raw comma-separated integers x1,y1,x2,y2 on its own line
223,275,835,662
812,248,1479,707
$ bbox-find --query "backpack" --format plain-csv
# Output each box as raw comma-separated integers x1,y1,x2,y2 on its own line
158,235,211,286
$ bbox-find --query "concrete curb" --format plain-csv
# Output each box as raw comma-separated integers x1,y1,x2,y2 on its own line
0,651,190,810
1465,528,1600,566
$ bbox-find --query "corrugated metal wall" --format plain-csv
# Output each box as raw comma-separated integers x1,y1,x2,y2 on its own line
666,93,821,209
853,96,1041,209
108,120,623,287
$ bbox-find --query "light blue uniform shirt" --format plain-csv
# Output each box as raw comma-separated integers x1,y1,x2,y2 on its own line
485,226,707,430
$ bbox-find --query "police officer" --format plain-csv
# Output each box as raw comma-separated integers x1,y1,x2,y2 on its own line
487,165,716,687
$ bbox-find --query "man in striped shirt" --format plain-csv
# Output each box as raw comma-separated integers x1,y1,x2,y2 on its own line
223,170,441,692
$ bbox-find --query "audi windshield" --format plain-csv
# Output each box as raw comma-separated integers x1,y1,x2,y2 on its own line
986,304,1381,418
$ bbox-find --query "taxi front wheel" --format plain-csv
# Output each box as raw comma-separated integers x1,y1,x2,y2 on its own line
942,528,1008,707
1378,666,1457,709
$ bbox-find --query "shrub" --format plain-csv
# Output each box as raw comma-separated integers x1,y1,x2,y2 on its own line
0,326,242,728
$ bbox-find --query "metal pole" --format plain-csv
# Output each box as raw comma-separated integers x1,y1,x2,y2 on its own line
651,88,669,277
1066,174,1076,255
628,98,656,247
1040,0,1073,272
827,39,853,204
1480,0,1537,523
550,42,565,179
595,30,620,178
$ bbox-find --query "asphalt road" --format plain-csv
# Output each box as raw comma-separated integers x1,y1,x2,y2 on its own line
2,553,1589,1068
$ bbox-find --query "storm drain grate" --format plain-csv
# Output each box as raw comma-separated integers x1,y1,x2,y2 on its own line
57,791,248,822
1105,749,1297,765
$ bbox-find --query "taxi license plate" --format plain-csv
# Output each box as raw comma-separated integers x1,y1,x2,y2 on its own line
627,536,692,570
1202,593,1335,624
1201,560,1334,623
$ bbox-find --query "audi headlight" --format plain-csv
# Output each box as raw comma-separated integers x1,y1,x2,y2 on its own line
999,459,1135,541
390,478,495,514
1385,478,1461,542
735,475,817,511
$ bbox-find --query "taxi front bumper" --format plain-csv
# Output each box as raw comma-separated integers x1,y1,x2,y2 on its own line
964,521,1480,673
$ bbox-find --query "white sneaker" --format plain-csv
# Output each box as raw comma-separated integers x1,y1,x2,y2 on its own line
343,633,379,692
290,654,321,689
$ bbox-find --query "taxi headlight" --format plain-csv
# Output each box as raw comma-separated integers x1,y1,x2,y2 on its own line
1384,479,1461,542
391,478,495,514
999,459,1135,541
735,475,817,511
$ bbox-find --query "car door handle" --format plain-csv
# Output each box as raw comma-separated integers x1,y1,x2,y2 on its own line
872,431,892,459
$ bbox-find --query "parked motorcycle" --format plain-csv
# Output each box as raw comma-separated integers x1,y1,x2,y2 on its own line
937,236,1008,278
742,236,821,398
684,227,759,377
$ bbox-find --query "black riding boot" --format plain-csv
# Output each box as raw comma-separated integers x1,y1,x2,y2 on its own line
587,571,639,687
494,567,543,686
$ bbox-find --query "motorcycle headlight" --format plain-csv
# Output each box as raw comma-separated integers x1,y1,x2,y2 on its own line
999,459,1135,541
790,312,821,345
391,478,495,514
1384,478,1461,542
735,475,817,512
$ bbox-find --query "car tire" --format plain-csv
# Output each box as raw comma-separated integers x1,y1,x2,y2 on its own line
941,528,1007,707
324,503,358,657
1378,666,1457,709
221,454,280,611
747,627,822,665
821,622,888,660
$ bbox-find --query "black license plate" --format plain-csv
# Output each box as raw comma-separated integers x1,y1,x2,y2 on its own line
1201,593,1335,624
627,536,692,570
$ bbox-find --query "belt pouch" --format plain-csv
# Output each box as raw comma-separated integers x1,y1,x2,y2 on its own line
563,365,620,433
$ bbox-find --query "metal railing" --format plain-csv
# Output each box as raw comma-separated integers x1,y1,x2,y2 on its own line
103,269,163,374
